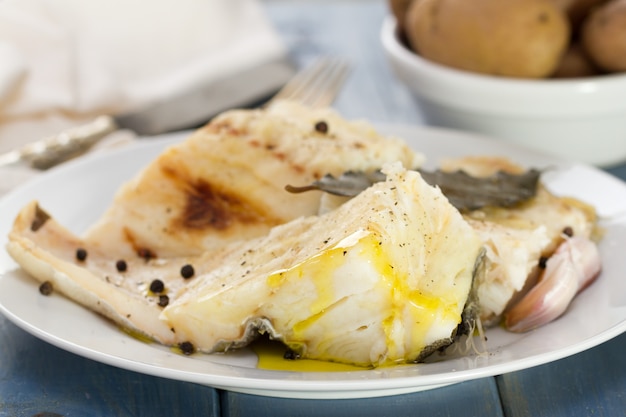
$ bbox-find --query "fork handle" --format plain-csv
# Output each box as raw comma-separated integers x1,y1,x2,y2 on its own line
20,116,118,170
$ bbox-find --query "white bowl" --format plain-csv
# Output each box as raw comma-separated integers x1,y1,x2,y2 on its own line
380,16,626,167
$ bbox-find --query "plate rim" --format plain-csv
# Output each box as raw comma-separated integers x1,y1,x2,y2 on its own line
1,124,625,399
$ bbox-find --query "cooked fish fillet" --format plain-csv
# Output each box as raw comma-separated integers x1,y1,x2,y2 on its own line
83,100,424,259
6,201,237,344
7,164,484,367
7,96,600,368
161,163,484,366
441,156,597,323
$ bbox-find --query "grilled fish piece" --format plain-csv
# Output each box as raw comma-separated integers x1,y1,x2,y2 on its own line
161,163,484,366
7,201,183,344
7,164,484,367
82,100,424,259
441,157,598,324
288,155,600,327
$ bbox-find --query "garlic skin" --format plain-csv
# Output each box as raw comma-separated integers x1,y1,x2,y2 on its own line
504,236,601,333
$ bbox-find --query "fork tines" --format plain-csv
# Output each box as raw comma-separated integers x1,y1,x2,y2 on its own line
268,57,351,108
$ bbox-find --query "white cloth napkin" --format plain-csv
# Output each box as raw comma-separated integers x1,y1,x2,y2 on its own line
0,0,294,196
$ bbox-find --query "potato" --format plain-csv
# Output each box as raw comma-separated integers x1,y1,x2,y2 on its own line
405,0,571,78
388,0,416,33
552,42,601,78
581,0,626,72
548,0,608,28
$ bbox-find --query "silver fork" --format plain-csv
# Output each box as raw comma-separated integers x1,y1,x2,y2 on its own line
268,57,350,108
0,57,351,170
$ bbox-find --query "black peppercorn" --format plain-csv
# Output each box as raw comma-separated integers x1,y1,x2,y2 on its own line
149,279,165,294
314,120,328,134
158,295,169,307
283,349,301,360
76,248,88,262
116,260,127,272
179,341,195,355
39,281,53,296
180,264,195,279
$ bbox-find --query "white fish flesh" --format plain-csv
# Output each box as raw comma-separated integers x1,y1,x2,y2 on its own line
7,163,484,367
442,156,598,325
161,163,484,366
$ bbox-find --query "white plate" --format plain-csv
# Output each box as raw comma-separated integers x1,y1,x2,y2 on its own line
1,125,626,399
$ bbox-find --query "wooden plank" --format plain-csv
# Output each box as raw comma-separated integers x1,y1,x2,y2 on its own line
221,378,504,417
606,164,626,181
497,331,626,417
0,318,220,417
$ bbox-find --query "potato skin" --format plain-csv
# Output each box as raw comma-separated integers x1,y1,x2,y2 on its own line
581,0,626,72
552,42,601,78
548,0,608,28
388,0,416,33
405,0,571,78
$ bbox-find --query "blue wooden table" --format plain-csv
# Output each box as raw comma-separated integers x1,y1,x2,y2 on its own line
2,1,626,416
